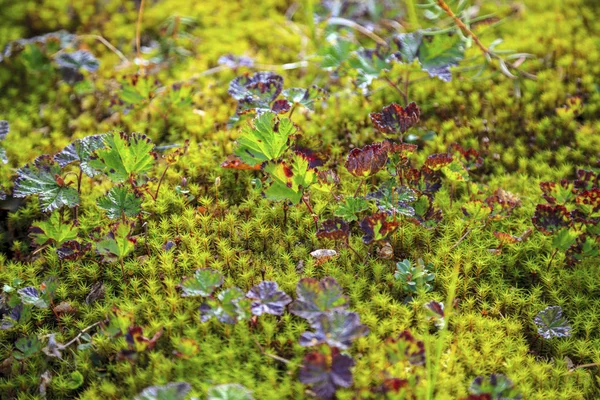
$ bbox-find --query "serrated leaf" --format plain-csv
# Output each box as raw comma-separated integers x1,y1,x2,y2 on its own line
334,197,369,222
316,219,350,241
30,212,78,246
89,132,156,183
54,134,106,177
392,31,423,63
97,186,142,219
234,112,295,166
181,269,224,297
95,223,136,263
264,154,316,204
370,103,421,136
345,142,389,177
320,39,354,70
417,34,465,82
385,330,426,366
299,351,354,400
348,48,392,88
359,213,399,244
534,306,572,339
208,383,254,400
135,382,192,400
366,184,416,216
551,228,577,252
532,204,572,235
246,281,292,316
299,310,369,349
13,155,79,212
290,277,349,321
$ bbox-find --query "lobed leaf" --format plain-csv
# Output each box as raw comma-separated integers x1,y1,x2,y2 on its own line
54,134,107,177
97,186,143,219
89,132,156,183
181,269,224,297
13,155,79,212
299,351,354,400
345,142,388,177
263,154,316,204
534,306,572,339
245,281,292,316
359,213,399,244
370,103,421,136
299,310,369,349
234,112,295,166
290,277,349,321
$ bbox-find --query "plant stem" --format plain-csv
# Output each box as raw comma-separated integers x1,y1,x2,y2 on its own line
383,76,408,103
77,35,130,66
327,17,387,46
136,0,146,68
547,248,558,270
435,0,536,80
153,165,169,202
354,179,365,198
405,0,420,29
302,194,319,231
120,258,127,281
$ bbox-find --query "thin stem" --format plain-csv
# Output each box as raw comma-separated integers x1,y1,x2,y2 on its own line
404,71,410,103
120,258,127,281
136,0,146,67
327,17,387,46
435,0,536,80
450,227,473,251
154,165,170,202
383,76,407,102
62,319,107,348
302,194,319,231
77,35,130,66
353,179,365,198
288,105,297,120
345,240,364,262
547,248,558,270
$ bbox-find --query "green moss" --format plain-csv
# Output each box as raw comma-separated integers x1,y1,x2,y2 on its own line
1,0,600,399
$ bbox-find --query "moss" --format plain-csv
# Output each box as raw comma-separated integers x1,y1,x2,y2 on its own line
1,0,600,399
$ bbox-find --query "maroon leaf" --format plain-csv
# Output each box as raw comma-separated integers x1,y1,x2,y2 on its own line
424,153,453,171
406,167,442,196
294,146,326,169
344,142,388,177
448,143,483,170
299,351,354,400
316,219,350,241
359,213,399,244
220,154,262,171
271,99,291,114
484,188,521,216
532,204,572,235
385,330,426,366
56,240,92,261
370,102,421,135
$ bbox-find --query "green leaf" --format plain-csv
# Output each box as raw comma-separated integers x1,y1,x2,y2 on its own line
181,269,224,297
200,287,247,324
135,382,191,400
97,186,143,219
89,132,156,183
282,86,329,111
14,335,42,360
30,212,78,246
334,197,370,222
348,49,392,88
234,112,295,166
417,34,465,82
120,75,160,106
13,155,79,212
65,370,84,390
552,228,577,252
208,383,254,400
264,154,316,204
320,39,354,70
393,31,423,63
54,134,106,177
96,223,136,263
442,160,470,182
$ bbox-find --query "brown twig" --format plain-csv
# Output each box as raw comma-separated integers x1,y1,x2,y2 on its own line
136,0,146,69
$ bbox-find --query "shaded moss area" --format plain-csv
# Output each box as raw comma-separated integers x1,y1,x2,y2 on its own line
1,0,600,399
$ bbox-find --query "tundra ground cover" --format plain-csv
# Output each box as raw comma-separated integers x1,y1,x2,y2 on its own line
0,0,599,399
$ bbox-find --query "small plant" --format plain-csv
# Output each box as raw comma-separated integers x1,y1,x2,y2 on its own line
468,374,522,399
394,259,435,294
534,306,572,339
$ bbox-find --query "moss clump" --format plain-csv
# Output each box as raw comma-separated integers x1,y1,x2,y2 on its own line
1,0,600,399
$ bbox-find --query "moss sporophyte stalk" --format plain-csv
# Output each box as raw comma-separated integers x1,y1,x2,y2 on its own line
0,0,599,398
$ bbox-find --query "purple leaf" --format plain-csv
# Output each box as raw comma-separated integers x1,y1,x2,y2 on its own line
246,281,292,316
290,277,349,321
299,351,354,400
299,310,369,350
